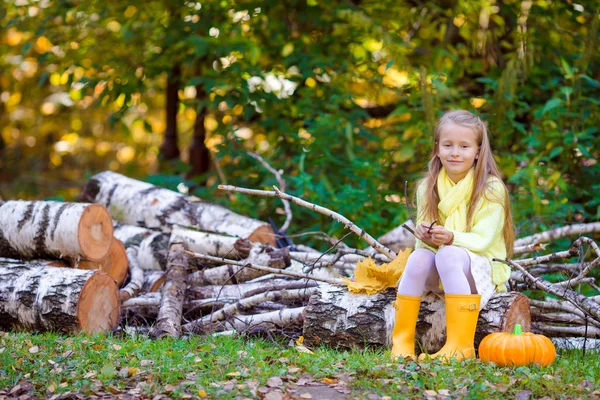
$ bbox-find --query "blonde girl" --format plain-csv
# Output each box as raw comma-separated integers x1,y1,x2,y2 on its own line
391,110,514,361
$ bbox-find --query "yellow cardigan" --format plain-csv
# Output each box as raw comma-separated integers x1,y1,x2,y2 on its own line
414,177,511,291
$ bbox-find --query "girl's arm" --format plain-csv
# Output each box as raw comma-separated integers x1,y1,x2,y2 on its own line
450,197,505,253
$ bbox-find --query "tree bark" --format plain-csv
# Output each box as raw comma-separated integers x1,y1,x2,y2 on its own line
0,201,113,262
143,271,166,292
0,260,119,333
188,79,210,177
160,64,181,160
113,223,170,271
188,245,290,286
82,172,275,245
150,243,191,339
170,225,252,259
302,284,531,352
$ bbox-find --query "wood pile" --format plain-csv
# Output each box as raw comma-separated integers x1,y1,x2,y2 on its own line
1,168,600,354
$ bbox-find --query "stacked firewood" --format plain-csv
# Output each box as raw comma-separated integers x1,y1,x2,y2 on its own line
1,169,599,353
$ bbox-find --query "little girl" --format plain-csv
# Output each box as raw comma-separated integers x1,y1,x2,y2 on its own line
391,110,514,361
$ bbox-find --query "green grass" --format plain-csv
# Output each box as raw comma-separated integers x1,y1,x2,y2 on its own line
1,331,599,399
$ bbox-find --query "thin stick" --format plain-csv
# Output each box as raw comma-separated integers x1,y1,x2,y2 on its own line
217,184,397,260
184,251,346,286
248,151,293,232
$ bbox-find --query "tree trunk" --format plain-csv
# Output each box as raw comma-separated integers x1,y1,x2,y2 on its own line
113,223,170,271
188,79,210,178
150,243,191,339
302,284,531,352
0,260,119,333
82,172,275,245
0,201,113,262
160,64,181,160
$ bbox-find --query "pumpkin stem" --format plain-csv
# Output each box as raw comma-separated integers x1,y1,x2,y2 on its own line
513,324,523,335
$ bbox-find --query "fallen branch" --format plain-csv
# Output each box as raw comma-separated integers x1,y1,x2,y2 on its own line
186,251,346,286
150,243,191,339
248,151,292,232
515,222,600,247
218,184,397,260
183,287,317,333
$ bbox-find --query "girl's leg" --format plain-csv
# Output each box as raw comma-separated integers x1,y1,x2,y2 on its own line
397,248,436,296
434,246,477,294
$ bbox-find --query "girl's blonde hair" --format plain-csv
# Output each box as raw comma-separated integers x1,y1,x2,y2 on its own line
418,110,515,257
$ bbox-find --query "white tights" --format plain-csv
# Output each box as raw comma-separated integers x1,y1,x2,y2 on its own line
397,246,477,297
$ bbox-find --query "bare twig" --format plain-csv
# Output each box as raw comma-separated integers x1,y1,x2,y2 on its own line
248,151,293,232
513,242,548,255
497,258,600,322
218,184,397,259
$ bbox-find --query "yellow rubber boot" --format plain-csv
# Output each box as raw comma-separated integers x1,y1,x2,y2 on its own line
390,294,422,361
419,294,481,362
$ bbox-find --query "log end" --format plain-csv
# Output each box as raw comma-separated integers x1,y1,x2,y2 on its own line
78,204,114,261
77,271,120,334
99,238,129,286
502,292,531,332
248,225,277,246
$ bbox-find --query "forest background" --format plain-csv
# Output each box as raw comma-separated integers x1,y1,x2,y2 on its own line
1,0,599,251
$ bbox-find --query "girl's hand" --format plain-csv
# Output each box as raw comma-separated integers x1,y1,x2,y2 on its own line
415,222,436,247
430,226,454,247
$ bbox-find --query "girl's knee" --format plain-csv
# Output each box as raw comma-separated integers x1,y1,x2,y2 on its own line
435,246,469,273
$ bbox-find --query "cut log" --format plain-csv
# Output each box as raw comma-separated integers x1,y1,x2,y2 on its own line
188,245,291,286
0,260,119,333
302,284,531,352
0,201,113,262
143,271,166,292
113,223,169,271
80,238,128,286
170,225,252,259
150,243,191,339
82,171,275,245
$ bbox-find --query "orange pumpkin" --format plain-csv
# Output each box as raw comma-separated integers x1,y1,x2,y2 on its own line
478,324,556,367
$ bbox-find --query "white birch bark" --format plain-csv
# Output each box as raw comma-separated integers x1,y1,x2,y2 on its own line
302,284,531,352
83,171,274,244
113,223,169,271
184,307,305,333
170,225,252,259
0,260,119,333
150,243,190,339
0,201,113,262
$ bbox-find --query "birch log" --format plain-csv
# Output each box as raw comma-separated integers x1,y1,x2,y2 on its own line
150,243,191,339
170,225,252,259
188,246,291,286
302,284,531,352
0,201,113,262
113,223,169,271
82,171,275,245
143,271,166,292
0,260,119,333
80,238,128,286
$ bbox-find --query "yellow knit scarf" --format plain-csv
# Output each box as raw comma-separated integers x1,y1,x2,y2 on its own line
437,167,474,231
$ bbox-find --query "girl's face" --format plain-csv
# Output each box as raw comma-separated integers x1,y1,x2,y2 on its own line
436,121,480,183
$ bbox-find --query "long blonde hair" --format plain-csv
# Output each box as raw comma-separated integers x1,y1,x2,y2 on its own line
418,110,515,257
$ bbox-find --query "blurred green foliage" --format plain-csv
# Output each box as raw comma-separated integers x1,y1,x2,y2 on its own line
1,0,599,250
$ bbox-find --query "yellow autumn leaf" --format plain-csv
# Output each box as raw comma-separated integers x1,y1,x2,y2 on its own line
198,389,208,398
343,248,411,294
295,336,304,346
